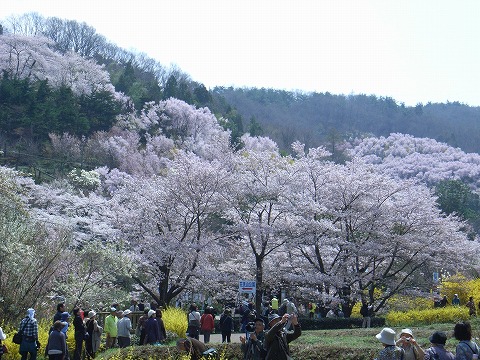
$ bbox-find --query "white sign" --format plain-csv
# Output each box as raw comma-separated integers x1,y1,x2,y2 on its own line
239,280,256,294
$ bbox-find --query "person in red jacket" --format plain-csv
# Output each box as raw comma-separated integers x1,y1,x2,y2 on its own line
200,307,215,344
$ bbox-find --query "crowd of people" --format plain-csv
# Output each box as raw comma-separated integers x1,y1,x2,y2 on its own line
6,295,480,360
375,322,480,360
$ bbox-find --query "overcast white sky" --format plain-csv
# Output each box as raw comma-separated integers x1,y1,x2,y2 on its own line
2,0,480,106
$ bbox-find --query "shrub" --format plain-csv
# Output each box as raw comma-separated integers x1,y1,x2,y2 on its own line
298,317,385,330
163,307,188,339
386,306,469,327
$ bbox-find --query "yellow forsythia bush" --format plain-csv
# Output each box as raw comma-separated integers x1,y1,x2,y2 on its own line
386,306,469,327
162,307,188,339
442,275,480,306
1,319,77,360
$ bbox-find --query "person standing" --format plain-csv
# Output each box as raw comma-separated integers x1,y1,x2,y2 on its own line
452,294,461,307
200,307,215,344
104,308,118,349
374,327,404,360
143,310,161,345
46,321,67,360
466,297,476,317
18,308,40,360
424,331,454,360
117,310,132,348
0,326,7,360
187,304,201,340
85,310,101,359
155,309,167,343
72,308,86,360
360,300,372,328
53,303,66,324
454,321,479,360
136,309,149,345
396,328,425,360
264,313,301,360
219,309,234,343
240,318,266,360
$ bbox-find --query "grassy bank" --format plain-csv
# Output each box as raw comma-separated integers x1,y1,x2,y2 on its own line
96,321,477,359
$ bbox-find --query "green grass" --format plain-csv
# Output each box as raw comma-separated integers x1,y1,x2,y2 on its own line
94,321,480,359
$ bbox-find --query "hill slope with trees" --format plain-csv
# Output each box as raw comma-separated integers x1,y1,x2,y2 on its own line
214,87,480,154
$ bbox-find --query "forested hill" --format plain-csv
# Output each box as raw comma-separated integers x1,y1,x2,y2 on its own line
213,87,480,154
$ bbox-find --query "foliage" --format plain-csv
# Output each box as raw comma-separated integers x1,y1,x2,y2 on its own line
162,307,188,339
442,275,480,305
386,306,469,327
384,294,433,313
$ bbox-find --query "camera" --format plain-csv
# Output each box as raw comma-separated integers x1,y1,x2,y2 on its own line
246,321,255,333
405,337,411,342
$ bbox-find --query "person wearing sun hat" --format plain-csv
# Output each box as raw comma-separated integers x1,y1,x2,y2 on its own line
85,310,101,359
424,331,454,360
117,309,132,348
396,328,425,360
374,327,404,360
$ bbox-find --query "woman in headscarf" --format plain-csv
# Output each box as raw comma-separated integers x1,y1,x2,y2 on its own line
18,308,39,360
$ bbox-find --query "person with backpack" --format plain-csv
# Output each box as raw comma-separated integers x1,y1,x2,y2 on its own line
454,321,479,360
264,313,301,360
424,331,454,360
187,304,201,340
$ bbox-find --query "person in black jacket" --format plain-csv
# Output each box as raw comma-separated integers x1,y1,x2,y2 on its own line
72,308,86,360
219,309,234,343
264,313,301,360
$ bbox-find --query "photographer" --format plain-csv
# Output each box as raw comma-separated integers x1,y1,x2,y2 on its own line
264,313,301,360
240,318,266,360
396,328,424,360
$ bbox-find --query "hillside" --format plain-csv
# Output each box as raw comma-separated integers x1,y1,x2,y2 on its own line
214,87,480,154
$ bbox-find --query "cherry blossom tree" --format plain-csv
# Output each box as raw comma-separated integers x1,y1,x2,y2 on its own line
350,133,480,189
223,134,296,312
284,151,475,315
110,151,233,306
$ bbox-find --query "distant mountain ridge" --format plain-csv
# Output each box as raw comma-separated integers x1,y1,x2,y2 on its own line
214,87,480,154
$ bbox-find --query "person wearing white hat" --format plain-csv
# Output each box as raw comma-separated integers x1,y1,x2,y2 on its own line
117,309,132,348
85,310,101,359
104,307,118,349
396,328,425,360
18,308,40,360
143,309,161,345
374,327,404,360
